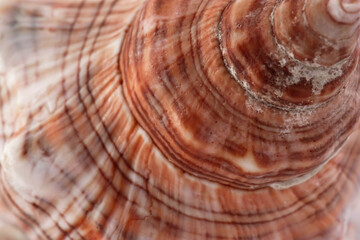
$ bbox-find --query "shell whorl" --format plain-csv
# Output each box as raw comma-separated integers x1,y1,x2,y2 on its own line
221,0,360,106
121,0,360,189
0,0,360,239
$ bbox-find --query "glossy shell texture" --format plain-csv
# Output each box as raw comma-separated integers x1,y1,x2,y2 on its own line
0,0,360,239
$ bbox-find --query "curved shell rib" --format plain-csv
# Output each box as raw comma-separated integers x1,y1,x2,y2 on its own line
0,0,146,238
0,0,359,239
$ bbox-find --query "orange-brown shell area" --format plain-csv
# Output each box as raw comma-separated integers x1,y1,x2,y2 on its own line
121,0,360,188
221,0,359,104
0,0,359,240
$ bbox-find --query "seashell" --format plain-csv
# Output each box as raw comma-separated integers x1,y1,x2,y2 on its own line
0,0,359,239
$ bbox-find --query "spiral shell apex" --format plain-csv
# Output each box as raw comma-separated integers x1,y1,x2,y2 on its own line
0,0,360,239
121,0,360,189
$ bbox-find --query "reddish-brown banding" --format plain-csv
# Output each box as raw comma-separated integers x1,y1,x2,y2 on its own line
122,0,360,189
0,0,359,239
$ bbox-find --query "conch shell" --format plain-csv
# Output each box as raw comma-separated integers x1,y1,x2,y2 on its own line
0,0,359,239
